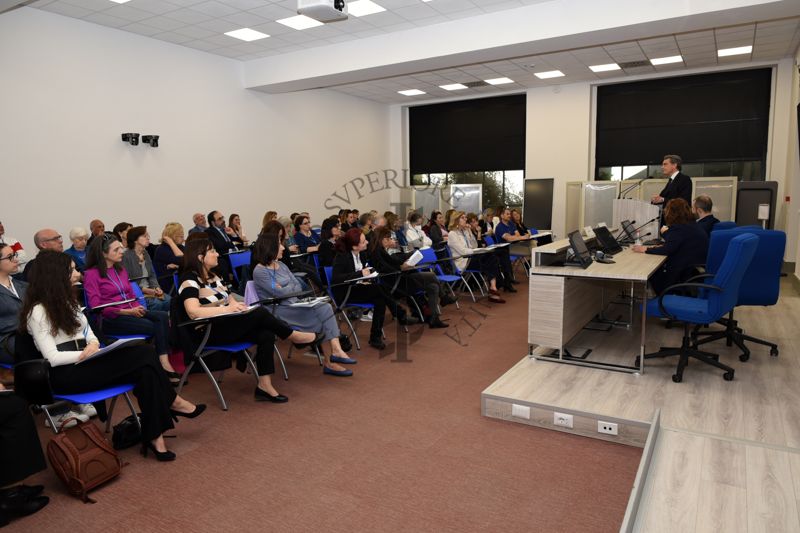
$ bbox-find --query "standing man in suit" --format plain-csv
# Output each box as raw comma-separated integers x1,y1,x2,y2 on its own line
651,154,692,208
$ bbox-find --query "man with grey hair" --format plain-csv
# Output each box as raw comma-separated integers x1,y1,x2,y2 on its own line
21,229,64,282
188,212,207,235
651,154,692,207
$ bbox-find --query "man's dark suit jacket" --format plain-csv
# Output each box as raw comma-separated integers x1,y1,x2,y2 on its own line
205,226,236,279
696,215,720,236
658,172,693,206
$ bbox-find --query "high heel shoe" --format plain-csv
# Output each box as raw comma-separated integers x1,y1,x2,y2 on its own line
254,387,288,403
170,403,206,422
140,442,176,462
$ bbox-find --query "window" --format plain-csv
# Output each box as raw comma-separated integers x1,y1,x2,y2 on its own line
596,160,763,181
411,170,524,208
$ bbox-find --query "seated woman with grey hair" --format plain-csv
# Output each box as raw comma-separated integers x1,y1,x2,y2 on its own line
65,227,89,271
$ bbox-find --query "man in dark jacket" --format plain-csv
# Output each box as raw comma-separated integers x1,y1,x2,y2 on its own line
693,195,720,235
651,154,692,208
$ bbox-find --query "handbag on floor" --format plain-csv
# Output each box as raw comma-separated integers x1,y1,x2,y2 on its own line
338,334,352,353
112,413,142,450
47,418,123,503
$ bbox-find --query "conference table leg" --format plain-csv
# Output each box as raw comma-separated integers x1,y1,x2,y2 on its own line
639,280,647,374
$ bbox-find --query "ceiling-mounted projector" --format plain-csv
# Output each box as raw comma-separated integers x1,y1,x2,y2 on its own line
297,0,348,23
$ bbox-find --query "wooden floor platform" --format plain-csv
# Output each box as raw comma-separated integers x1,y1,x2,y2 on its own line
483,279,800,531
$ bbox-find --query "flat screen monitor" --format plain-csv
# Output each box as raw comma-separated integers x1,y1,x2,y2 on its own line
593,225,622,254
567,231,593,268
620,220,636,241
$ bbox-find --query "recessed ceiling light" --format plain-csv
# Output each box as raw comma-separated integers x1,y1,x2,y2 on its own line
276,15,323,30
534,70,564,79
348,0,386,17
650,55,683,65
398,89,426,96
485,77,514,85
440,83,468,91
718,45,753,57
109,0,132,4
224,28,269,41
589,63,621,73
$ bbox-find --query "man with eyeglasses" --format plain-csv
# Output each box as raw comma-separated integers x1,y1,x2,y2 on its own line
204,211,237,280
0,221,28,269
20,229,64,282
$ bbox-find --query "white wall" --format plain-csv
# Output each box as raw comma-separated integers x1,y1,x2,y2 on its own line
0,8,391,253
526,83,593,239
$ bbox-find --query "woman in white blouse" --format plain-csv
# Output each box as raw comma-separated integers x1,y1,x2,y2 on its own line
22,251,205,462
447,211,505,304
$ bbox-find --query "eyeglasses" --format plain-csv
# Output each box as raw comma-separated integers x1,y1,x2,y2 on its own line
0,252,18,262
42,235,63,243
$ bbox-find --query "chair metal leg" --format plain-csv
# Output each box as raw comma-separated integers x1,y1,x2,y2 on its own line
313,345,324,367
105,396,119,433
459,277,477,302
198,357,228,411
272,346,289,380
122,392,141,432
176,360,195,396
341,311,360,350
42,407,60,435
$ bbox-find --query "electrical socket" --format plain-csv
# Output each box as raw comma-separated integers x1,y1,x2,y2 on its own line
553,412,573,429
598,421,618,435
511,404,531,420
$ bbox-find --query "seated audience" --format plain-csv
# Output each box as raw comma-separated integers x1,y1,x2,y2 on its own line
188,213,207,235
359,213,374,235
493,208,525,292
293,215,321,254
428,211,449,249
277,216,298,253
369,227,449,328
65,227,89,271
261,211,278,231
448,212,505,304
332,229,418,350
83,235,180,384
21,228,64,282
478,208,495,236
0,390,49,527
0,244,26,364
633,198,709,295
112,222,133,247
22,251,205,462
178,238,316,402
86,218,105,248
511,209,530,235
228,213,248,248
0,221,28,268
404,212,432,249
153,222,185,293
260,221,322,290
205,210,237,280
318,217,340,268
121,226,170,312
252,233,354,376
466,213,484,245
340,210,357,232
693,195,719,235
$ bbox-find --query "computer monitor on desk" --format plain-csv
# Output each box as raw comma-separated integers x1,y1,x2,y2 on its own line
567,231,593,269
593,226,622,254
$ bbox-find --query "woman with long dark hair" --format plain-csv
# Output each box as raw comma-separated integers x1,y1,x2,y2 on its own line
21,251,205,461
293,215,320,254
332,228,418,350
83,235,179,384
252,233,355,375
318,216,341,268
368,227,450,328
178,238,316,403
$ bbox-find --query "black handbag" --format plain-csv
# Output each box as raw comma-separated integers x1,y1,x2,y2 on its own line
338,334,352,353
111,414,141,450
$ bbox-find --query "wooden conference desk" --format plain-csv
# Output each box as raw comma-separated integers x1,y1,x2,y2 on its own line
528,238,665,373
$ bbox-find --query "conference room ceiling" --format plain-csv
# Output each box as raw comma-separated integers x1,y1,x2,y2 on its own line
28,0,553,58
330,17,800,103
24,1,800,104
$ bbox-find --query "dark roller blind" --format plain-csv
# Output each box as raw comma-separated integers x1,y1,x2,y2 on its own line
410,94,526,174
595,68,771,167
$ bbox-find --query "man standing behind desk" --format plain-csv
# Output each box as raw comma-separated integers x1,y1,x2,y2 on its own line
651,154,692,208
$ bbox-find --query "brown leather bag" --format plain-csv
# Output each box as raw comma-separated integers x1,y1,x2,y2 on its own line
46,418,123,503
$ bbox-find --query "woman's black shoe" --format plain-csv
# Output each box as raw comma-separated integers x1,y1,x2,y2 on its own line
368,338,386,350
429,318,449,329
293,331,325,350
140,442,176,462
170,403,207,421
0,493,48,521
0,485,44,500
254,387,288,403
166,371,182,387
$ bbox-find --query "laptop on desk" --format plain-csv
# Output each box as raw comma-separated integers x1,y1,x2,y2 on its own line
593,226,622,254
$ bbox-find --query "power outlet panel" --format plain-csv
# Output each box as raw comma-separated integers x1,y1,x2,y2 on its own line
553,412,573,429
511,404,531,420
598,421,619,435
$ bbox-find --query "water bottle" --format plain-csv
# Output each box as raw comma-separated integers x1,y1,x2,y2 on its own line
635,231,642,246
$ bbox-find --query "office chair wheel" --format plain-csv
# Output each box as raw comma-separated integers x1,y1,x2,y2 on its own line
723,370,734,381
672,373,682,383
739,352,750,362
770,347,779,357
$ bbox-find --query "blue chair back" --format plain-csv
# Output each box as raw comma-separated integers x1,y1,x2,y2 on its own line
706,228,785,306
228,250,251,283
704,234,758,320
419,247,437,266
129,282,147,309
484,235,496,246
713,221,737,231
396,230,408,247
323,267,335,301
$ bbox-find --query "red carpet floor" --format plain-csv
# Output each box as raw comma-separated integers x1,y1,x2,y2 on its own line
16,278,640,532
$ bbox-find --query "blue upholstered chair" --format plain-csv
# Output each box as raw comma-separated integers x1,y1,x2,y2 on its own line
691,228,785,361
638,233,758,383
227,249,252,285
322,266,374,351
713,221,737,231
